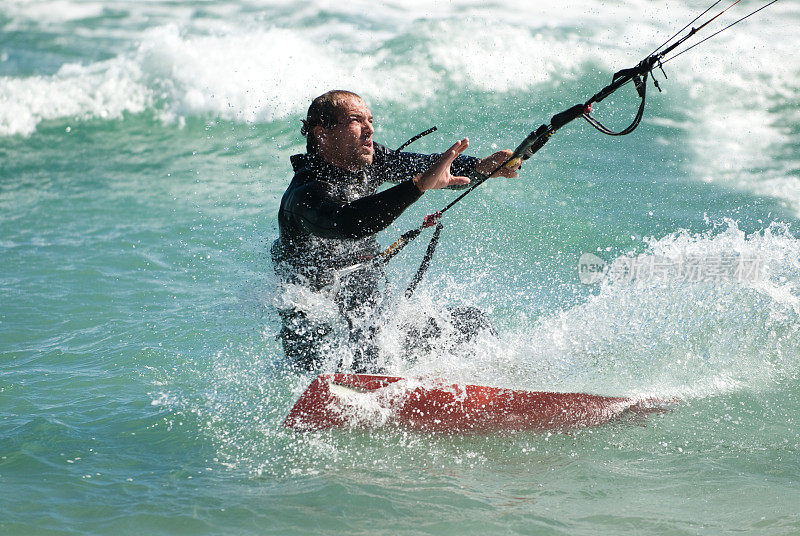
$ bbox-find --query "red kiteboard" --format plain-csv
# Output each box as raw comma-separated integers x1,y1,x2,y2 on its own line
284,374,666,433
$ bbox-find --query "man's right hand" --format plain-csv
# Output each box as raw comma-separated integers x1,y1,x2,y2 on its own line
413,139,472,193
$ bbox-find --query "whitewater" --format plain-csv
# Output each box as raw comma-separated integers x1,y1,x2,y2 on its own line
2,1,799,534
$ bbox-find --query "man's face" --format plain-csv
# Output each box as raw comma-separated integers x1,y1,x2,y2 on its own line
315,97,374,170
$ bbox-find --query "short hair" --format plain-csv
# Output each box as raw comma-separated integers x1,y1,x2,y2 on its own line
301,90,363,153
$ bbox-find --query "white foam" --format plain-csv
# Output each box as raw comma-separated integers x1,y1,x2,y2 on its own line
0,0,798,150
0,0,709,136
0,58,148,137
2,0,797,211
271,280,341,325
657,2,800,212
3,0,106,24
360,221,800,402
510,222,800,398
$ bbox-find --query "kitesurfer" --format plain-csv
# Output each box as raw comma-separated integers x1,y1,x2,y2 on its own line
272,90,519,372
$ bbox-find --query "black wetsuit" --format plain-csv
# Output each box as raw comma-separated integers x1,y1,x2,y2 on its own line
272,142,479,371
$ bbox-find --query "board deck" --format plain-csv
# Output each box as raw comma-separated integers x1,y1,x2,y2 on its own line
284,373,666,433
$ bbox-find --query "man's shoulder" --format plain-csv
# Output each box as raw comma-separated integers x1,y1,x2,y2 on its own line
287,153,327,188
290,153,317,175
282,155,331,206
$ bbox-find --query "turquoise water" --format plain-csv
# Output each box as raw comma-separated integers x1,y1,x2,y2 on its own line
2,1,800,534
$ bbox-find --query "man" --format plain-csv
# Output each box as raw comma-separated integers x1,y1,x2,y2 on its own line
273,90,519,371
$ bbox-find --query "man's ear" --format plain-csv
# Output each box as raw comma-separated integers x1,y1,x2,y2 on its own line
312,125,327,145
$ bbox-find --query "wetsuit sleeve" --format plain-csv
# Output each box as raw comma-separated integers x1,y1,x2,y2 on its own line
283,178,423,240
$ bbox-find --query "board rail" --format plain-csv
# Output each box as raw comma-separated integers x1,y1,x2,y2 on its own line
284,374,668,433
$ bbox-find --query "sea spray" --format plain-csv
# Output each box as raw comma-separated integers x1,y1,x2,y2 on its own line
3,1,799,533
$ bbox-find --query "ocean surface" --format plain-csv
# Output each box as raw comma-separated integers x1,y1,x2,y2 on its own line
2,1,799,534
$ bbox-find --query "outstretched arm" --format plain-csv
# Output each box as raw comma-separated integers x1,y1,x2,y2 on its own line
286,179,423,240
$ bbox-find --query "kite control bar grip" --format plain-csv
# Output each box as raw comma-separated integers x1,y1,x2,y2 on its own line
506,124,551,168
551,103,589,130
506,103,590,169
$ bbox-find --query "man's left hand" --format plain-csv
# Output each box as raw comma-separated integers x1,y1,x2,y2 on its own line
475,149,520,178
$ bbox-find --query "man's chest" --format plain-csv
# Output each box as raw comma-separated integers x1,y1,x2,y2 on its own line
325,170,381,202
